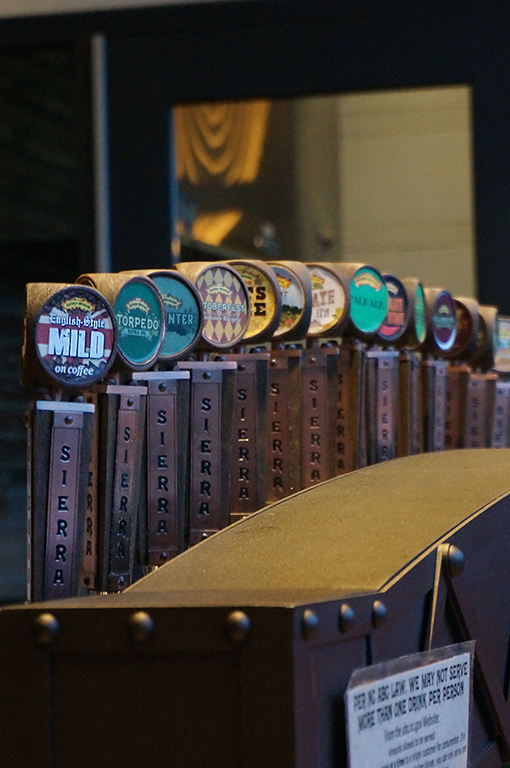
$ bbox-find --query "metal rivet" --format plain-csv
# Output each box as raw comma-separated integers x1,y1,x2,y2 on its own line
64,415,73,425
309,357,316,364
339,603,355,633
270,359,277,367
158,383,167,393
127,398,134,407
159,552,168,562
73,395,84,403
216,356,226,362
201,532,209,540
203,372,212,380
238,364,245,372
128,611,155,644
372,600,387,628
33,613,60,645
119,576,125,586
302,609,319,640
225,610,252,643
445,545,465,578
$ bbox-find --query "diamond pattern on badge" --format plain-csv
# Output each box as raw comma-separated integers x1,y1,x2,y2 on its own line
224,270,232,288
204,270,213,287
213,320,224,341
204,319,215,340
224,323,234,342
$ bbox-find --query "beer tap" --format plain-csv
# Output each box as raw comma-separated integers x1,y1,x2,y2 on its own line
21,282,116,601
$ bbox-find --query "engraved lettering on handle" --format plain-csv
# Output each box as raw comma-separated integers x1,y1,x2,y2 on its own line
464,378,487,449
147,393,178,565
108,395,139,592
267,362,291,501
189,382,221,542
410,355,422,455
433,363,447,452
82,397,98,590
301,357,328,487
376,357,396,463
231,365,258,515
492,382,510,448
336,349,351,474
44,412,83,600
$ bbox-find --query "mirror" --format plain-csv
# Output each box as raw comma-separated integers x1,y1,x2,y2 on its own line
174,85,475,297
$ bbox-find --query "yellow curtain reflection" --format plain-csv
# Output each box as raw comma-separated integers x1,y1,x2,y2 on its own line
175,100,271,186
191,210,243,245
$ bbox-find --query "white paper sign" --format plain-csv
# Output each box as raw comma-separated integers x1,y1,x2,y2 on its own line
346,642,474,768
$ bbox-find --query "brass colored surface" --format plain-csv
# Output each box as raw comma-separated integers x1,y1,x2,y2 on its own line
21,282,71,388
127,449,510,605
75,272,131,306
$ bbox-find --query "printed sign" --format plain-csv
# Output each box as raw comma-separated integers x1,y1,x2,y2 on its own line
346,643,473,768
195,266,250,347
379,275,408,342
308,266,347,336
114,277,165,368
149,273,202,360
350,267,389,335
35,286,116,387
272,265,305,336
432,293,456,352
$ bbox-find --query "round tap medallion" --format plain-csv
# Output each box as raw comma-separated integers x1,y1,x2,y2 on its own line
449,299,477,358
229,261,280,343
414,283,426,344
431,291,456,352
194,265,250,348
307,265,347,336
148,271,203,361
35,285,116,387
114,277,165,369
349,266,389,335
473,305,499,369
272,265,306,337
378,274,408,343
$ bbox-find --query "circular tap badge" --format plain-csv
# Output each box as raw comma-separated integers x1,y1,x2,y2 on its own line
233,263,278,341
431,291,456,351
149,272,202,361
450,300,474,357
195,265,250,347
272,265,305,336
307,266,347,336
349,267,389,335
414,283,426,345
378,275,408,342
114,277,165,369
35,286,116,387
